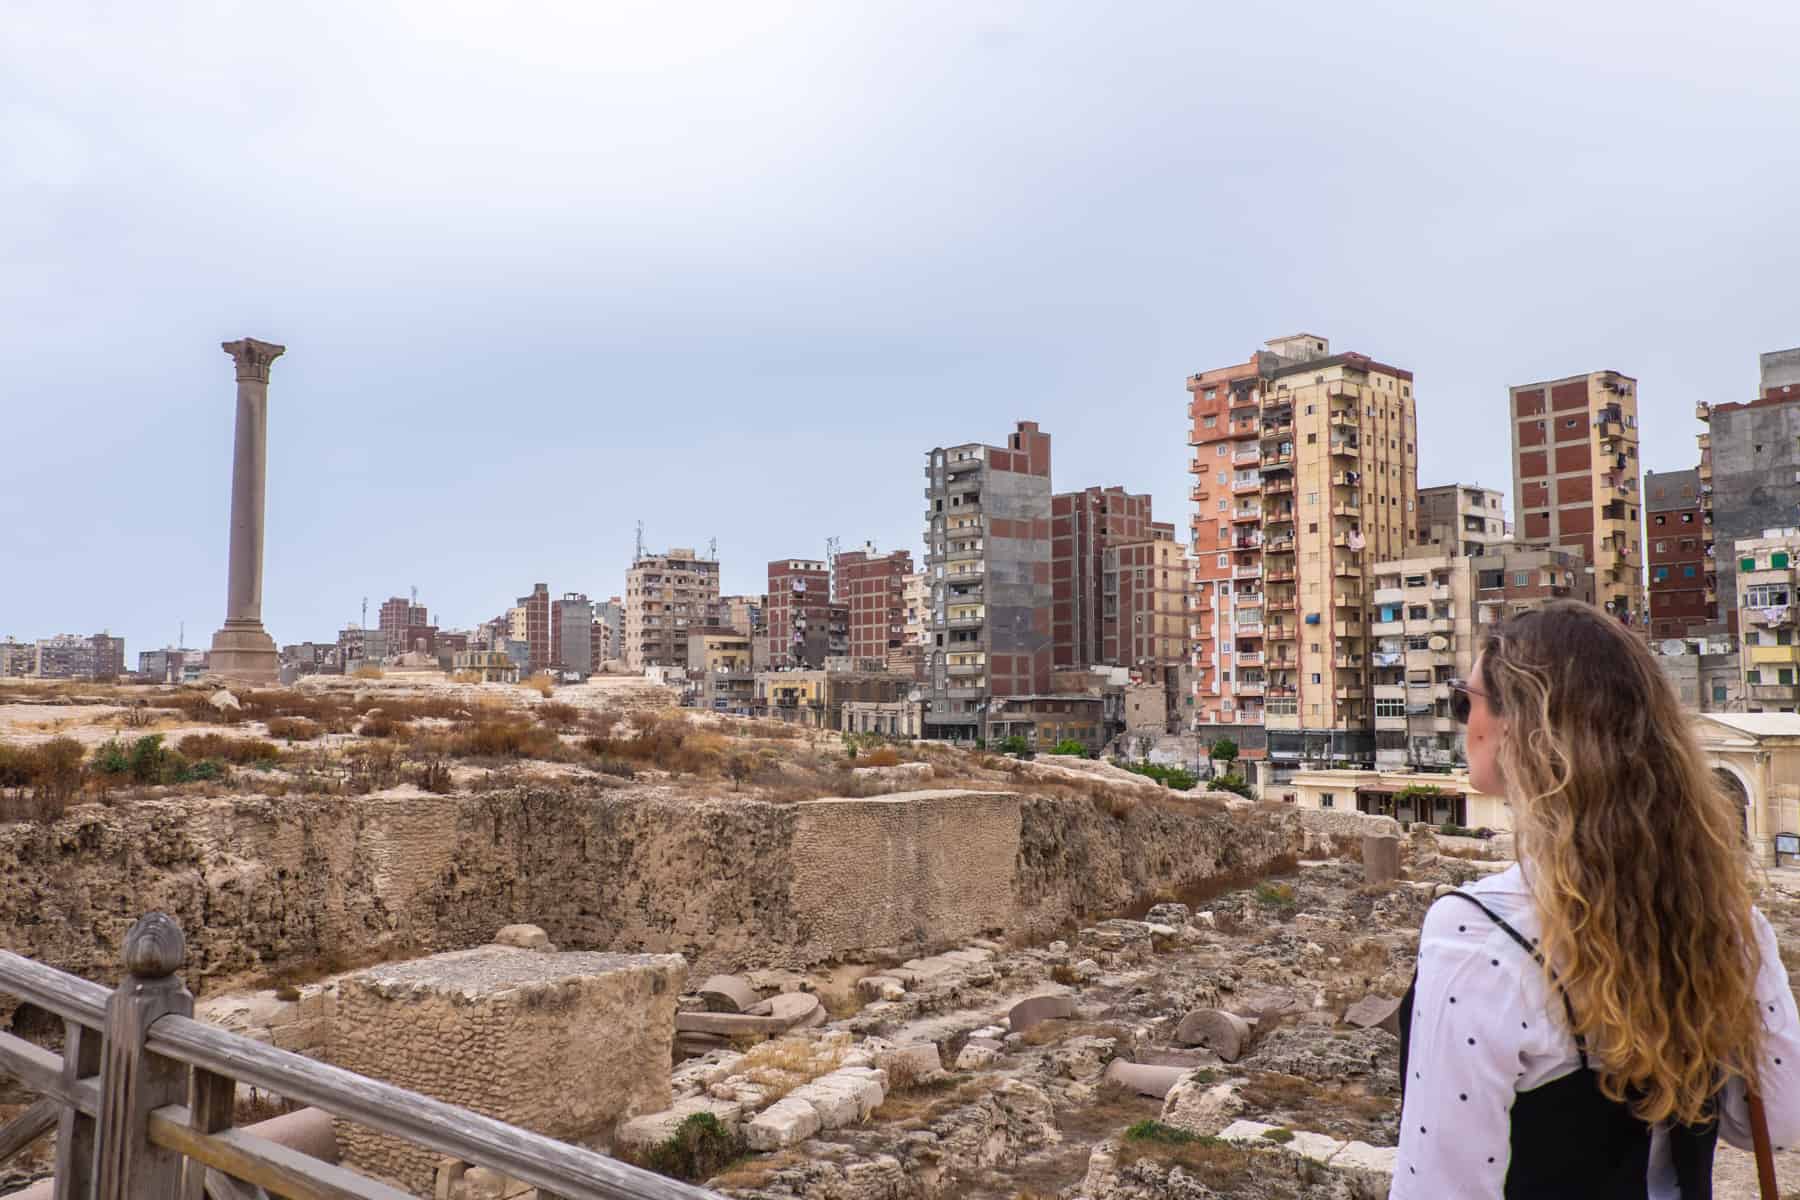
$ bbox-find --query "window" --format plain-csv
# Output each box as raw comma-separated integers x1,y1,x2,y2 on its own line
1311,673,1322,684
1749,669,1762,684
1515,572,1529,586
1217,554,1229,568
1218,499,1228,511
1681,513,1693,523
1747,584,1792,607
1782,630,1795,646
1681,538,1697,551
1683,565,1697,578
1655,541,1666,553
1217,444,1227,456
1653,566,1670,581
1375,698,1405,718
1203,415,1217,428
1307,433,1317,444
1308,523,1318,533
1407,635,1429,650
1654,515,1666,525
1320,793,1335,808
1713,685,1728,704
1217,471,1227,484
1783,668,1795,686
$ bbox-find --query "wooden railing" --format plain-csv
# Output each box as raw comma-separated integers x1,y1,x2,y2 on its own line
0,913,719,1200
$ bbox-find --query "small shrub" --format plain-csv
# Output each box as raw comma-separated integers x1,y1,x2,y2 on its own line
121,702,154,729
351,664,384,680
93,739,131,776
862,746,900,767
1048,739,1088,756
1120,761,1198,791
635,1112,742,1183
1208,773,1255,800
1000,735,1032,757
1050,963,1082,986
1124,1120,1199,1145
727,754,754,791
265,717,321,742
357,715,401,738
413,757,455,794
521,673,555,697
1253,881,1297,909
0,738,85,821
537,701,580,730
176,733,281,765
594,757,636,779
1261,1127,1295,1144
127,734,167,783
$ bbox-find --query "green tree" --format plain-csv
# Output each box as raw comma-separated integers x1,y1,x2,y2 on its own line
1209,737,1239,765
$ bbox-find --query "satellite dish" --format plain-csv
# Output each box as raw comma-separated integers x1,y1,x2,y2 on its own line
1427,636,1448,651
1661,639,1686,656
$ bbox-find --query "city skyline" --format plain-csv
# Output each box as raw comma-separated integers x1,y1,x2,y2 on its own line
6,3,1800,654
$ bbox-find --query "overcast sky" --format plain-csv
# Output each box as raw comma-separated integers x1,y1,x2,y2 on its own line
4,0,1798,655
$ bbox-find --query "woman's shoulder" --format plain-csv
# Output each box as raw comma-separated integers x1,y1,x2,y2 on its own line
1422,864,1534,935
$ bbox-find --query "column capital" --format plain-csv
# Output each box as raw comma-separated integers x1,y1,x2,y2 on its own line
221,337,286,383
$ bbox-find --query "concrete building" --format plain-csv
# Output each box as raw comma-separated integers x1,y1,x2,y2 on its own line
1509,371,1645,627
834,545,912,665
551,593,594,678
840,698,923,738
1697,348,1800,636
452,649,520,684
32,633,124,680
1052,486,1156,670
139,647,206,684
1652,636,1742,713
1471,543,1595,630
1187,334,1419,768
1102,526,1192,685
1693,713,1800,861
1734,530,1800,712
378,597,429,641
624,549,720,672
688,627,755,713
1416,484,1510,556
1282,768,1505,831
766,560,831,670
1371,553,1475,770
506,584,551,674
755,668,916,731
0,640,33,677
1644,468,1713,638
922,420,1055,742
593,597,624,668
715,595,763,640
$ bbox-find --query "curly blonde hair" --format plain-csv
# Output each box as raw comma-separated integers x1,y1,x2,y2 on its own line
1481,599,1762,1125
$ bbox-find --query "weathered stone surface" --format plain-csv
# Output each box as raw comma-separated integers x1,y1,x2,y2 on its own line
1332,1140,1399,1175
492,924,551,951
330,947,685,1192
857,975,906,1002
209,688,242,712
675,991,821,1037
1363,834,1401,886
744,1096,821,1151
1159,1073,1244,1135
1343,993,1401,1031
1008,993,1075,1032
956,1042,999,1070
877,1042,943,1082
1101,1060,1187,1098
615,1096,744,1150
1143,902,1191,927
1174,1008,1251,1061
697,974,759,1013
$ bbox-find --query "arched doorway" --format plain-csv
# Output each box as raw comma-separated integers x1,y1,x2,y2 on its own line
1714,767,1750,840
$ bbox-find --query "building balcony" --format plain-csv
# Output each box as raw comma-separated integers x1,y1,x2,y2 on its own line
1430,584,1452,601
1234,622,1264,640
1233,447,1263,466
1265,536,1296,554
1374,683,1406,701
1334,560,1361,579
1698,432,1711,451
1266,570,1296,585
1695,401,1712,422
1267,625,1298,642
1428,617,1453,633
1190,485,1211,503
1748,645,1800,667
1263,477,1295,495
1336,684,1366,700
1237,680,1265,697
1333,655,1366,671
1232,564,1262,581
1237,650,1264,666
1328,410,1360,430
1261,452,1294,469
1750,683,1799,703
1329,440,1360,458
1230,419,1260,438
1373,586,1404,605
1232,477,1262,495
1334,620,1365,639
1331,503,1362,519
947,614,985,630
1334,592,1363,609
1699,460,1713,483
945,565,985,583
1746,606,1796,627
1260,420,1294,439
1265,595,1297,613
1376,715,1409,732
1231,508,1262,524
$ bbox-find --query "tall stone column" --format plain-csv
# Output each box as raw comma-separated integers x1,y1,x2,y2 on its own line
208,338,285,683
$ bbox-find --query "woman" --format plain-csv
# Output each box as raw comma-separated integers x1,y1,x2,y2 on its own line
1392,600,1800,1198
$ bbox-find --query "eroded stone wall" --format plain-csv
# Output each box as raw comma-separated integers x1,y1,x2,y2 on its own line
0,785,1301,996
329,946,683,1192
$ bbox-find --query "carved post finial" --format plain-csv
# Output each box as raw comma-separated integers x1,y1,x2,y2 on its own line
120,913,185,979
221,337,285,383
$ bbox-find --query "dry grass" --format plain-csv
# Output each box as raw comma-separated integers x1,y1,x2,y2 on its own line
860,745,901,767
1015,1019,1131,1049
264,717,322,742
873,1074,994,1127
350,665,384,680
1115,1123,1265,1191
521,674,556,697
730,1035,847,1104
174,733,282,765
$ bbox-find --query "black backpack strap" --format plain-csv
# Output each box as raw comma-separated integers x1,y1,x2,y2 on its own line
1444,890,1589,1070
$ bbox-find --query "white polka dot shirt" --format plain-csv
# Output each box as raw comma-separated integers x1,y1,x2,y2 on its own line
1391,865,1800,1198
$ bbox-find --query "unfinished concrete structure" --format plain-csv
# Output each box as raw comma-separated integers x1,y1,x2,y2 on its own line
922,420,1055,742
1509,370,1645,627
1051,485,1156,670
1415,483,1510,556
208,337,285,682
766,559,831,669
1644,467,1713,638
552,591,594,677
330,946,685,1191
1698,348,1800,636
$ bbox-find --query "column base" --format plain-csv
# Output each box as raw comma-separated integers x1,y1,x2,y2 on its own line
208,623,279,684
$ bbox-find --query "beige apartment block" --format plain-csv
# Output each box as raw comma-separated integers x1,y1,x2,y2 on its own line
1371,553,1475,770
1733,531,1800,712
1509,371,1646,626
688,626,755,713
1189,334,1418,768
624,547,721,672
1416,483,1510,556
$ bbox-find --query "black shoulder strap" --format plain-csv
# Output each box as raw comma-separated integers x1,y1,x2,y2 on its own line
1445,890,1589,1070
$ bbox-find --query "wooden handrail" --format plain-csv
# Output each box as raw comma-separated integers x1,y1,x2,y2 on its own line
0,914,723,1200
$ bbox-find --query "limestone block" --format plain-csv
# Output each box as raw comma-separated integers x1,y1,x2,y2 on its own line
271,1021,322,1052
1144,902,1191,926
492,924,552,951
858,975,907,1002
1008,994,1075,1033
1159,1075,1243,1136
877,1042,943,1082
1217,1120,1345,1164
788,1080,860,1128
1343,993,1402,1031
1071,958,1101,981
1174,1009,1251,1062
209,688,241,712
698,974,759,1013
331,947,686,1193
1101,1060,1186,1099
1331,1140,1399,1176
1048,1035,1117,1082
1363,834,1401,886
615,1096,745,1150
955,1042,999,1070
675,991,821,1037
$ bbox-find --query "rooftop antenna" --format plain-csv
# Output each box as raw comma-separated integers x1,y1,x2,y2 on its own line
635,521,645,563
410,584,418,608
361,596,368,631
826,535,841,602
708,537,717,562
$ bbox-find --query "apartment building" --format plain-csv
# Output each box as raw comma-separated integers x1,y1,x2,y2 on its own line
1371,553,1475,770
593,597,624,668
1187,335,1418,767
1051,486,1155,670
1697,348,1800,637
139,647,205,684
835,545,912,665
688,627,755,713
1643,468,1713,638
0,640,33,678
624,548,721,671
1509,371,1645,626
32,633,125,680
1471,544,1594,629
378,597,428,638
551,593,594,677
766,560,830,669
1734,531,1800,713
922,420,1054,742
1101,526,1191,682
511,584,551,674
1416,484,1510,556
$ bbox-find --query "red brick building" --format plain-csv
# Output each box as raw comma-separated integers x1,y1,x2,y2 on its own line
766,560,831,669
834,546,912,664
1644,467,1712,637
1051,486,1155,669
517,583,550,674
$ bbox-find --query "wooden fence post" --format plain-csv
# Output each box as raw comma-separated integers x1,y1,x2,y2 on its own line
93,913,192,1199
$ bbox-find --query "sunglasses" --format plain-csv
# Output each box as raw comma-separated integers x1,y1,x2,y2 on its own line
1448,679,1495,725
